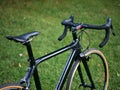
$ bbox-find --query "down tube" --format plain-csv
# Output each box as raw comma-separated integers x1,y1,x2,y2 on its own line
55,49,77,90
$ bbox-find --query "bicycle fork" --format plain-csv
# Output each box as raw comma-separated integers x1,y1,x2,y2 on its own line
77,57,96,89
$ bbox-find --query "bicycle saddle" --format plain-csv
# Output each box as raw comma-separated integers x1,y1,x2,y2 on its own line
6,31,39,44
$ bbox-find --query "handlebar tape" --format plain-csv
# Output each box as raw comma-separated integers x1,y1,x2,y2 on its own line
99,28,110,48
58,26,68,41
59,16,114,48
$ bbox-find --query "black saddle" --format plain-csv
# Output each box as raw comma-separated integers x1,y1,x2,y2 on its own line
6,31,40,44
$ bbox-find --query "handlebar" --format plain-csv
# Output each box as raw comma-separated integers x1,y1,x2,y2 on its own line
58,16,115,48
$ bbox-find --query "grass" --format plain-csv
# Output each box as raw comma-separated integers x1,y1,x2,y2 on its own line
0,0,120,89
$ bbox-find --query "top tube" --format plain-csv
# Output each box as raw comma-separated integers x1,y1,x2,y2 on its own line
35,39,79,65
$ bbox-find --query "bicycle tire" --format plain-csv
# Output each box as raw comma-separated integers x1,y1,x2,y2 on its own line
0,83,25,90
66,48,109,90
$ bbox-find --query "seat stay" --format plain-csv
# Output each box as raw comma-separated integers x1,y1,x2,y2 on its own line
6,31,39,44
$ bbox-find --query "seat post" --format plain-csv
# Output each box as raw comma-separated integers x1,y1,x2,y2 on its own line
24,42,35,66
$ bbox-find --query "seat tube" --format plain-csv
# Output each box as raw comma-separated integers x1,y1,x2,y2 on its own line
33,68,42,90
25,42,35,65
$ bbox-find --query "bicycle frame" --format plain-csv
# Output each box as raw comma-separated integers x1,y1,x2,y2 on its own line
20,38,82,90
19,30,95,90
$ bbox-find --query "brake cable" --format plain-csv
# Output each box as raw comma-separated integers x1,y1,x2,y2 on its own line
77,29,91,50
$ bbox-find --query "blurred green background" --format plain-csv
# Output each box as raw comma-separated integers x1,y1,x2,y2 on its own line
0,0,120,89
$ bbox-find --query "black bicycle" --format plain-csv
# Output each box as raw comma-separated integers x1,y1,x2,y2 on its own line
0,16,115,90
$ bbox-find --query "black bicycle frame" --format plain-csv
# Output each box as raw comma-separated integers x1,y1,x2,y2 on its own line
20,38,82,90
20,31,95,90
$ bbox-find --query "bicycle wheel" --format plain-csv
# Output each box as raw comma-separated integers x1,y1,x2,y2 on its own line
67,48,109,90
0,83,25,90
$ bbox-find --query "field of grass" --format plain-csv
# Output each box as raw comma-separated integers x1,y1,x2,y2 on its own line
0,0,120,89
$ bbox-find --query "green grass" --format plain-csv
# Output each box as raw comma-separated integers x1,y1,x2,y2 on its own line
0,0,120,90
